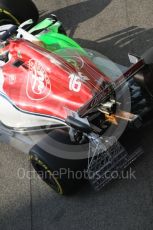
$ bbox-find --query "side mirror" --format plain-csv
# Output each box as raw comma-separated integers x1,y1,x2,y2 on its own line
19,19,34,29
128,53,140,64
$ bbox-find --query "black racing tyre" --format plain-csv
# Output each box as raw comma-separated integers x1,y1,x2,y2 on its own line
0,0,39,25
30,128,89,195
30,154,65,195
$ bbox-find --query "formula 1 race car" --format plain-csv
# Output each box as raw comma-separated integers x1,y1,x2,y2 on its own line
0,0,153,195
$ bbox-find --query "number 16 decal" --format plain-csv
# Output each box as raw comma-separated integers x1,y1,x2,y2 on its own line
69,74,82,92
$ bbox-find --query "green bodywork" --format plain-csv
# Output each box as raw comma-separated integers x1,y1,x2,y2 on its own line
29,18,85,53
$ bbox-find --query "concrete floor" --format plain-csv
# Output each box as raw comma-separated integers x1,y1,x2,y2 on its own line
0,0,153,229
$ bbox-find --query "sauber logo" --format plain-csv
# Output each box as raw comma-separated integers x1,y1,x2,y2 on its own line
26,59,51,100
